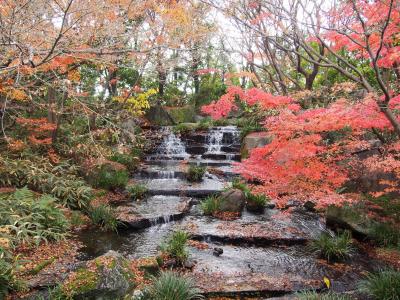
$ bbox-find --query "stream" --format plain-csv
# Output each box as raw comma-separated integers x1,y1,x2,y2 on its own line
77,126,379,297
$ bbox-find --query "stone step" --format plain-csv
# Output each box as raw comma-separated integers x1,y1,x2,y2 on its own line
202,153,241,161
115,196,192,229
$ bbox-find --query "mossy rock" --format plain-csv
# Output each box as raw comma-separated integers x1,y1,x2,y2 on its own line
166,106,196,124
62,251,134,300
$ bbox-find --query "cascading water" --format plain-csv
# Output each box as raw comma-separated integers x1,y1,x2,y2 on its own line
155,127,189,160
206,126,240,157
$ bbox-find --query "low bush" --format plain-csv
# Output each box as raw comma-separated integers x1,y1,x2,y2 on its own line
173,123,197,134
186,166,206,182
310,230,353,263
147,271,203,300
201,195,221,216
109,152,138,171
160,231,189,266
231,178,250,193
95,165,129,190
0,155,92,209
359,269,400,300
88,204,119,232
0,188,69,247
127,184,148,200
368,222,400,249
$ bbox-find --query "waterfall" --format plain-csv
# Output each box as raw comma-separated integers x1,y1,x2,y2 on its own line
155,127,189,159
206,126,240,155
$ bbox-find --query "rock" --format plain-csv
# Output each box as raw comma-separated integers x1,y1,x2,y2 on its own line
145,105,175,126
304,200,317,212
184,258,196,269
61,250,134,300
219,189,246,213
242,132,273,158
213,247,223,257
326,206,370,238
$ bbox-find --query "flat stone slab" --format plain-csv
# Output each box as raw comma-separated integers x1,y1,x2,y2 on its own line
183,209,325,245
189,243,373,296
138,177,229,197
116,195,191,228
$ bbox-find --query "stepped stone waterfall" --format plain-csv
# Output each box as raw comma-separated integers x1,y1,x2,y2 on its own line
78,125,380,298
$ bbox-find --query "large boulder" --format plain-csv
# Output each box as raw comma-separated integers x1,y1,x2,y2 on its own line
145,105,175,126
62,251,134,300
242,132,273,158
326,206,371,238
219,189,246,213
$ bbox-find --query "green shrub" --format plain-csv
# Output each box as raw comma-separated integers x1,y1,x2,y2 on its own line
359,269,400,300
201,195,221,215
310,231,353,263
109,152,138,171
0,249,25,298
88,204,119,232
127,184,148,200
297,290,354,300
246,192,269,213
186,166,206,182
95,166,129,190
148,271,203,300
368,222,400,248
160,231,189,265
0,156,92,209
0,188,69,246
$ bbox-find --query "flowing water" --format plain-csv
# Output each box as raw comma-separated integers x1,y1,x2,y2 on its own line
78,125,380,297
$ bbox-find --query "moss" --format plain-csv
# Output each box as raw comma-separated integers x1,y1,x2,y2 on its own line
62,268,100,297
167,106,196,124
29,258,55,275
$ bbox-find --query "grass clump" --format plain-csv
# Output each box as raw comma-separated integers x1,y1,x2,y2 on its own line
310,230,353,263
127,184,148,200
297,290,354,300
173,123,197,134
368,222,400,249
88,204,119,232
186,165,206,182
231,178,250,193
147,271,203,300
201,195,221,216
245,192,269,213
359,269,400,300
160,231,189,266
95,165,129,190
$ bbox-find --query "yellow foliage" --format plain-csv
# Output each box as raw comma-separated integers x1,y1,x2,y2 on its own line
67,69,81,82
4,88,28,101
113,89,156,116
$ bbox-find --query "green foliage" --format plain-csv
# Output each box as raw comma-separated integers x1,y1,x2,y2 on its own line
95,165,129,190
109,152,138,171
88,204,119,232
245,191,269,212
167,106,196,124
359,270,400,300
200,195,221,215
160,231,189,265
127,184,148,200
148,271,204,300
310,231,353,263
186,166,206,182
0,155,92,209
0,253,14,299
368,222,400,249
297,290,354,300
231,178,250,193
0,188,69,247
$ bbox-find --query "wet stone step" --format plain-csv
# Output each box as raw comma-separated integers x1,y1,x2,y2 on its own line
140,177,229,197
182,209,325,246
115,195,192,229
189,243,375,296
202,153,241,161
